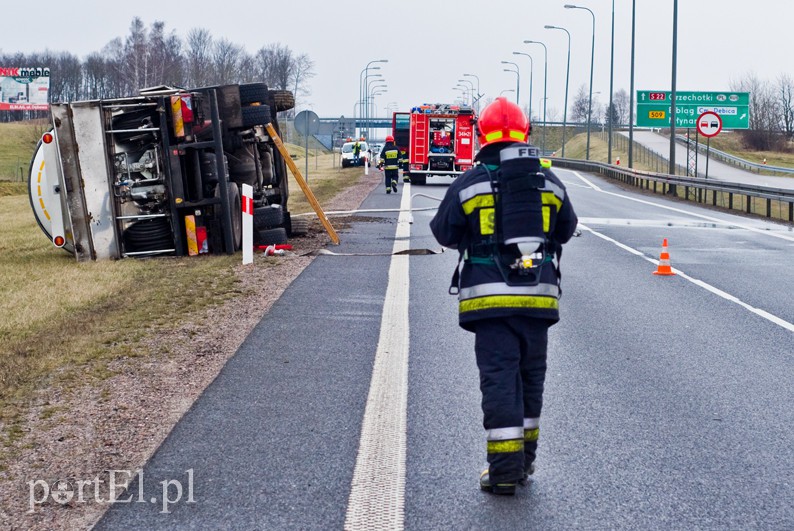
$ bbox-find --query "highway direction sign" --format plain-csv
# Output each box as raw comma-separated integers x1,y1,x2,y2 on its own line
696,111,722,138
636,90,750,129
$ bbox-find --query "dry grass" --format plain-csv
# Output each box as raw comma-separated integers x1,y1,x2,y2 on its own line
0,141,359,432
0,121,47,181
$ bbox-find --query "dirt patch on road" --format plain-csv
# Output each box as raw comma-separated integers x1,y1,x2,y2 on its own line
0,170,381,530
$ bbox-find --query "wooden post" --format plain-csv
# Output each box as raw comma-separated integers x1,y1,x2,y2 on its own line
265,123,340,245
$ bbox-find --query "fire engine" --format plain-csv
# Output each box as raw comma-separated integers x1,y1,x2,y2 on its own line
404,103,476,185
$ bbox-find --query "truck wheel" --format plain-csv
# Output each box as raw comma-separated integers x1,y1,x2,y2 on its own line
269,90,295,112
253,205,284,229
227,182,242,251
289,217,310,236
240,105,272,128
239,83,268,106
411,174,426,185
255,227,288,246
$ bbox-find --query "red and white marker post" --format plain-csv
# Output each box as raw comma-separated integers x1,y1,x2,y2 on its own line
242,183,254,265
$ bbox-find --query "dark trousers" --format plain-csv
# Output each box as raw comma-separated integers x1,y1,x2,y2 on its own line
473,316,549,483
385,168,398,188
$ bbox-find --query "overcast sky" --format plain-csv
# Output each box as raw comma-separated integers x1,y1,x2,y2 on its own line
3,1,792,120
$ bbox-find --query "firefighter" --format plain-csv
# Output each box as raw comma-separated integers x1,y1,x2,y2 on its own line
380,136,400,194
429,97,578,495
399,148,410,182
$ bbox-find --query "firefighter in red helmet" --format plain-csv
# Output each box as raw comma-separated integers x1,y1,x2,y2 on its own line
430,97,578,495
380,135,400,194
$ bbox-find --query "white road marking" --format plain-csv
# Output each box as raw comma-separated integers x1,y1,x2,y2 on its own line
566,170,794,243
345,184,412,530
579,223,794,333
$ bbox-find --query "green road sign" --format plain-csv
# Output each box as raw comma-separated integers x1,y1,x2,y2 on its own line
636,90,750,129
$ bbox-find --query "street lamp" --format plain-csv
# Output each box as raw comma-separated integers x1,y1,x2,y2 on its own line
463,73,481,112
564,4,595,160
629,0,636,168
366,76,384,139
359,60,387,136
670,0,678,176
369,82,387,140
458,79,475,107
500,89,515,97
512,51,534,125
524,40,549,153
609,0,615,165
545,25,571,157
501,61,520,105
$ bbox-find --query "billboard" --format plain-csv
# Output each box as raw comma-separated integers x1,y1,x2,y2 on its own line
0,67,50,111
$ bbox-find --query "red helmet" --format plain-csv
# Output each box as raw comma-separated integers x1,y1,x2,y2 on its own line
385,135,394,142
476,97,530,148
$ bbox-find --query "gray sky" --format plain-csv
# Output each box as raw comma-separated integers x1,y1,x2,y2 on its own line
2,1,791,120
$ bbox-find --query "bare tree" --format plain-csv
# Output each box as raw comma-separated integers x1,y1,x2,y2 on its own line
291,53,315,110
779,74,794,140
613,89,629,126
570,84,589,124
185,28,213,87
731,73,782,150
212,38,244,85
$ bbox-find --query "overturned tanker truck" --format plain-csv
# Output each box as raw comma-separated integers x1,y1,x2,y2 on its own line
28,83,307,261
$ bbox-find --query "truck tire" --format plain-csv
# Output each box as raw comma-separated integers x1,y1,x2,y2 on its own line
239,83,268,106
227,182,242,251
289,217,310,236
253,205,284,229
255,227,288,246
269,90,295,112
240,105,272,128
411,173,426,185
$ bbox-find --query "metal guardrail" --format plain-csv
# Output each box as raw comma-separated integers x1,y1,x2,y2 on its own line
553,157,794,223
674,134,794,175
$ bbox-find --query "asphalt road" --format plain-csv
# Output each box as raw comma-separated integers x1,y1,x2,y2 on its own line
625,130,794,190
97,169,793,530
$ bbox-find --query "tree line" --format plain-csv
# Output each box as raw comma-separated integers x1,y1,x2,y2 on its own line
0,17,314,122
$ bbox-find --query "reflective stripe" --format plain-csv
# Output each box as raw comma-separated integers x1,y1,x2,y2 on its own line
543,181,565,202
509,130,527,141
523,417,540,430
487,439,524,454
479,208,495,235
485,130,504,142
540,158,552,169
542,191,563,210
460,295,559,313
487,427,524,441
524,428,539,442
458,181,494,203
385,165,399,170
459,282,559,300
462,194,494,215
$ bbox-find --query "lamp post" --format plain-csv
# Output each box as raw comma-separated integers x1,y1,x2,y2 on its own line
564,4,595,160
455,84,471,105
453,87,467,105
500,89,515,97
359,59,387,136
524,40,548,153
608,0,615,165
501,61,520,105
369,82,387,140
366,76,384,139
458,79,475,107
629,0,636,168
545,25,571,157
512,51,534,124
463,73,481,112
670,0,678,176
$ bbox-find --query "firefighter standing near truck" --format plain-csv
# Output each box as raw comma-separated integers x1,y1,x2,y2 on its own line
430,97,578,495
381,136,400,194
399,148,410,182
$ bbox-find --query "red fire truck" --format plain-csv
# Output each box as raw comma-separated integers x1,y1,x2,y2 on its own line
404,103,476,185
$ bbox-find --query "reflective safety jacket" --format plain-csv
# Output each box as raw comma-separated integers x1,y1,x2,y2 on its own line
380,142,400,170
430,142,578,330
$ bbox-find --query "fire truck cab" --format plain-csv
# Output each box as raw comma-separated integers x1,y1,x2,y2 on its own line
406,103,476,185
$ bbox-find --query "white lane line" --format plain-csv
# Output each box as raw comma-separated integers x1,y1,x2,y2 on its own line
345,184,412,530
579,223,794,333
565,170,794,243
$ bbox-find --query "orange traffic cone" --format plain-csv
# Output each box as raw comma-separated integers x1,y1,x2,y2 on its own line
653,238,675,276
